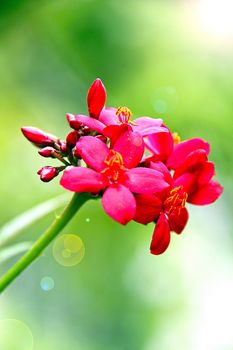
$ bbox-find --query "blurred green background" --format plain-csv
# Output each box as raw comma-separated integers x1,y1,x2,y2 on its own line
0,0,232,349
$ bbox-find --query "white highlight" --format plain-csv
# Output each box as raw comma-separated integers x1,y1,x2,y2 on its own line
197,0,233,38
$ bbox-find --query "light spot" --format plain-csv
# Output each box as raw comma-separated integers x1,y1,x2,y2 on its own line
85,218,90,223
52,234,85,267
132,135,143,147
153,99,168,114
152,86,178,114
40,276,55,291
0,319,33,350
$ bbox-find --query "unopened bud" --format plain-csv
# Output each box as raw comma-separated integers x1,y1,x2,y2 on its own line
81,126,91,135
95,135,107,143
21,126,58,147
66,131,79,147
87,78,106,119
38,147,56,158
66,113,80,130
37,166,58,182
59,140,68,154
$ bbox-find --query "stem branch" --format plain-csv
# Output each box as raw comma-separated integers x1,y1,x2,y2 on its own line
0,192,90,294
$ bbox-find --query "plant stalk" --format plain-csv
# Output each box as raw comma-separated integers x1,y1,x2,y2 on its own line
0,192,90,294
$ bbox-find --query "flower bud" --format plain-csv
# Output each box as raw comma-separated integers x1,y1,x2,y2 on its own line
95,135,107,143
59,140,68,154
66,131,79,147
37,166,58,182
38,147,55,158
81,126,91,135
66,113,80,130
87,78,106,119
21,126,58,147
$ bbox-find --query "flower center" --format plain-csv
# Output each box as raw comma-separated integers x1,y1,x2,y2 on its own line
116,106,133,124
172,132,181,145
101,150,125,182
164,186,188,215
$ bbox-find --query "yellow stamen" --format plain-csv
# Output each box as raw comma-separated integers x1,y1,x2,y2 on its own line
164,186,187,215
172,132,181,145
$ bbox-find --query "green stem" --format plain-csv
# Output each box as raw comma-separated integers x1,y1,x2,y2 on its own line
0,192,90,294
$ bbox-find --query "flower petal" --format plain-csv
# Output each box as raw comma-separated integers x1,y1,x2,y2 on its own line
99,107,118,126
68,114,105,133
150,213,171,255
167,138,210,169
197,161,215,187
87,78,106,118
102,184,136,224
75,136,109,171
103,124,131,147
124,168,170,194
133,117,164,136
60,166,107,192
145,130,174,162
168,207,189,234
113,130,144,168
150,161,173,184
173,149,208,179
188,180,223,205
173,173,196,194
134,194,162,224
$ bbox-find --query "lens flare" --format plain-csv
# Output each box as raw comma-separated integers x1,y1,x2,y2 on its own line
40,276,55,291
0,319,33,350
52,234,85,267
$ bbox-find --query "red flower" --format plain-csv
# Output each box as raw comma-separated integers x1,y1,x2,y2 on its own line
134,144,223,255
60,131,170,224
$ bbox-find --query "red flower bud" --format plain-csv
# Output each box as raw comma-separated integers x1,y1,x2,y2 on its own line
87,78,106,119
95,135,107,143
38,147,55,158
66,131,79,147
66,113,80,130
59,140,68,154
21,127,58,147
37,166,58,182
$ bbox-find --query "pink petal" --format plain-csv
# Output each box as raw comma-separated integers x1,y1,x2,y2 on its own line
134,194,162,224
60,166,107,192
150,161,173,185
150,213,171,255
188,180,223,205
75,136,109,171
167,138,210,169
87,78,106,118
102,184,136,225
132,117,164,136
113,130,144,168
99,107,118,126
71,114,105,133
124,168,170,194
168,207,189,234
145,130,174,162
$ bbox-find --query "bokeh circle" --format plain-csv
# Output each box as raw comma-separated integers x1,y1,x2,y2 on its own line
52,234,85,267
0,319,33,350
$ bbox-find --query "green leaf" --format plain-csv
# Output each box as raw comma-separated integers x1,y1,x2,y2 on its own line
0,242,33,264
0,193,70,247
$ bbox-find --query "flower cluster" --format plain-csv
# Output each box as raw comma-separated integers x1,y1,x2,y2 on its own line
21,79,223,255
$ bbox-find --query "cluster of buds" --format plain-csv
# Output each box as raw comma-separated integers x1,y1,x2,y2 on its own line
21,79,223,255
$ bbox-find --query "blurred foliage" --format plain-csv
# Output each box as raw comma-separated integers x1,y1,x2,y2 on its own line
0,0,232,349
